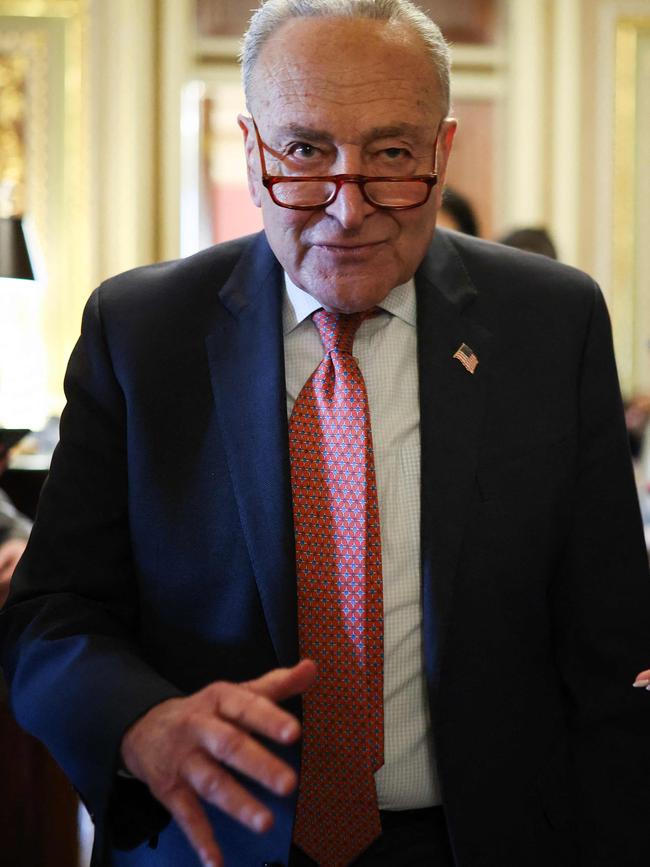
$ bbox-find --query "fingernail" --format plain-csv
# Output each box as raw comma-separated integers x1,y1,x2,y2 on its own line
200,852,216,867
253,811,267,832
633,679,650,687
278,772,296,794
280,722,296,741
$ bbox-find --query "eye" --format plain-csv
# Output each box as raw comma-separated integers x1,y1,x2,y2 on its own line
382,147,411,160
287,142,319,159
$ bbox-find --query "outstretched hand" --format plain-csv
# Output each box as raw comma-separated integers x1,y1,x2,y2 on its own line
120,659,317,867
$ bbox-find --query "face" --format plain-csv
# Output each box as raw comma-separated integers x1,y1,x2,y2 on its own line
239,17,456,313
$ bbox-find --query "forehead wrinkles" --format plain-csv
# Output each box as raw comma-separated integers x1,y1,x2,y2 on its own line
277,72,431,103
250,18,440,115
255,64,438,120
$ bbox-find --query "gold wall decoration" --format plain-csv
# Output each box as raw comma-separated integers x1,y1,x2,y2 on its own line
0,0,89,419
0,51,28,216
0,27,47,238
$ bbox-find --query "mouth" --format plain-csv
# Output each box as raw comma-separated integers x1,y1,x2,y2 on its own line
312,240,387,255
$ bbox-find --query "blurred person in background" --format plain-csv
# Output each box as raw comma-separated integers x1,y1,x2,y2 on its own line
625,393,650,563
498,226,558,259
625,393,650,462
0,447,30,606
437,186,480,236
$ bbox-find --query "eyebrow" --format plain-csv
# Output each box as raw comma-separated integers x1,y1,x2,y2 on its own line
364,124,428,143
272,122,429,145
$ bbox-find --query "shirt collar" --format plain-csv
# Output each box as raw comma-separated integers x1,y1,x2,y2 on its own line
282,273,416,335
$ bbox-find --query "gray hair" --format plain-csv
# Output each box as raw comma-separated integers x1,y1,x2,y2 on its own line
240,0,451,113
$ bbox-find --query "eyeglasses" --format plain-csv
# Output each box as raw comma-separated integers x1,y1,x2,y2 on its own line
252,119,439,211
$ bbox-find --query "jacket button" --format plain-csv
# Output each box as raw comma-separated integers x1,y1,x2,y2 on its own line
262,862,285,866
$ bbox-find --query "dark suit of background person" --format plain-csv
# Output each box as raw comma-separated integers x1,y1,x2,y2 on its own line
0,224,649,866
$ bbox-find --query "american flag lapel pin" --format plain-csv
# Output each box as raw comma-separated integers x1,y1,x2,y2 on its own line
453,343,479,374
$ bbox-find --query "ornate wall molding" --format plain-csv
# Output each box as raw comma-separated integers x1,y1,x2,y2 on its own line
613,15,650,393
0,0,89,418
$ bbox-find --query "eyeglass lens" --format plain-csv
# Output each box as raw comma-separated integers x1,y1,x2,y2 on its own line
271,179,430,208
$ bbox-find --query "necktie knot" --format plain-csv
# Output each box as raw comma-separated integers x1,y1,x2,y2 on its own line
312,309,374,355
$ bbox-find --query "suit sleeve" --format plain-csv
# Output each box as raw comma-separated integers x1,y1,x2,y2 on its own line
0,288,182,853
551,283,650,862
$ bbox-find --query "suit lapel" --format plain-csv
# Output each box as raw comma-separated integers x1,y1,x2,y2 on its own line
204,229,493,683
205,234,299,668
416,231,494,694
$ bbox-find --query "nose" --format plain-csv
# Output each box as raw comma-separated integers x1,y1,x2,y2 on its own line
324,179,376,230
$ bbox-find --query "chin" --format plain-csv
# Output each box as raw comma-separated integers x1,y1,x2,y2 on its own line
303,270,400,314
315,286,392,314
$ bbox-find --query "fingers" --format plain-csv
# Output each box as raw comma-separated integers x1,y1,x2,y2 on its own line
632,669,650,689
160,785,223,867
119,663,316,867
196,715,296,795
244,658,318,704
215,684,302,745
182,751,274,834
155,706,297,867
159,745,282,867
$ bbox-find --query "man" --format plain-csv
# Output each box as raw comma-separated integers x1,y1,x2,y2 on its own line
1,2,650,866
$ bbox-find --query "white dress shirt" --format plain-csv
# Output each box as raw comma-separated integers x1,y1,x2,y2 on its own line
283,275,441,810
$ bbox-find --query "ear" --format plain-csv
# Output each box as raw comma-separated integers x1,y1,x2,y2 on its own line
238,113,263,208
433,117,457,209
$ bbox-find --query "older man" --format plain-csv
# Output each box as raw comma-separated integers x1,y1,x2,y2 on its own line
2,2,649,866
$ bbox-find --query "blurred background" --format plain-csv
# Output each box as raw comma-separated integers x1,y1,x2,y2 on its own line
0,1,649,865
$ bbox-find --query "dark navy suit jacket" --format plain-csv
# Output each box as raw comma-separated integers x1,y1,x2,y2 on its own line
2,229,650,866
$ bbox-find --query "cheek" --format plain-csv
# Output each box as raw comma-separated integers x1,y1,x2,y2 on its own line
396,209,437,254
261,200,312,264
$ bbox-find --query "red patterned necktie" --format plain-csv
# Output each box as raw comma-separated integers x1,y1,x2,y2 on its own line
290,309,384,867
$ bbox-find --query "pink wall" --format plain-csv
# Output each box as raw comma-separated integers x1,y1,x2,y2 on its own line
211,183,263,243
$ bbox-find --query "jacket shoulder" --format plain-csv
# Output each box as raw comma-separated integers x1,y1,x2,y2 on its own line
84,232,277,350
97,233,261,307
440,229,598,307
